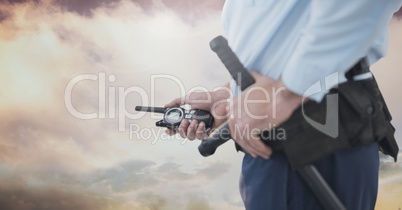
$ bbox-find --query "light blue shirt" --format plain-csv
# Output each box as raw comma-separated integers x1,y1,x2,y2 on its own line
223,0,402,101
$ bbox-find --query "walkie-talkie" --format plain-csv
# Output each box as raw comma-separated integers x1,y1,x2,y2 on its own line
135,106,214,131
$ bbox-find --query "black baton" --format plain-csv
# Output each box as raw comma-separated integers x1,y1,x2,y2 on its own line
199,36,346,210
198,36,255,157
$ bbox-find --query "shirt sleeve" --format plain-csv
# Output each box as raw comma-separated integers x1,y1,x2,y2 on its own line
281,0,402,102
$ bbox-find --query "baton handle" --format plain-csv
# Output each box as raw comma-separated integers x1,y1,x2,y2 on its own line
198,36,255,157
198,123,231,156
209,36,255,91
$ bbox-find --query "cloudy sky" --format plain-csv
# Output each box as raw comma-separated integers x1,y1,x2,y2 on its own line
0,1,401,210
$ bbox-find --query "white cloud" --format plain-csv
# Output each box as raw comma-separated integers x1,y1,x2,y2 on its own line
0,1,239,209
0,1,401,209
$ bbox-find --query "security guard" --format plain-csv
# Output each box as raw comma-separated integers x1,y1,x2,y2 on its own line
165,0,402,209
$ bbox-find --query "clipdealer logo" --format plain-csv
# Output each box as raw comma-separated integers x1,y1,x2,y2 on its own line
64,71,341,141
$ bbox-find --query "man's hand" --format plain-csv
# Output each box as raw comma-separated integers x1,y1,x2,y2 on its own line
228,71,304,159
164,88,230,140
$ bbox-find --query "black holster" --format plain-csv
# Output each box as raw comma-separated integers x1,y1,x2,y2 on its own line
253,60,399,170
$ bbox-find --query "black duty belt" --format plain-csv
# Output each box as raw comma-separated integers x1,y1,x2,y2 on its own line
247,59,399,169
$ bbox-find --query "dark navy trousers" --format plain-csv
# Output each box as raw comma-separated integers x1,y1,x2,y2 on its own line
240,143,379,210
